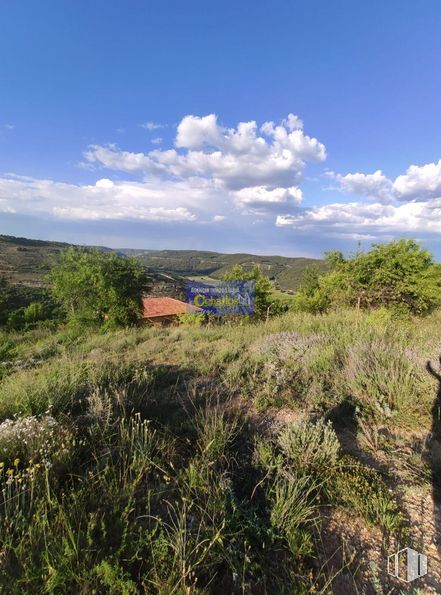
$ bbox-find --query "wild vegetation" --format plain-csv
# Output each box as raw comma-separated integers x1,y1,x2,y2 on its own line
50,248,146,328
294,239,441,315
0,239,440,592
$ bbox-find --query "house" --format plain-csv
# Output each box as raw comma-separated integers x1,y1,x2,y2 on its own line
141,296,202,326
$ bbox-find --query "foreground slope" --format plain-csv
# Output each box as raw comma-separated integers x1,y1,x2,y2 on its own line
0,309,440,592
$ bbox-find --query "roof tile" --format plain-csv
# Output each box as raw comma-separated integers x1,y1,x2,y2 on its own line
141,296,202,318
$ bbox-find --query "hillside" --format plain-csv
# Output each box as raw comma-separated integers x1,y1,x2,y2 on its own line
0,235,70,287
0,235,327,291
120,248,328,290
0,235,114,287
1,309,440,591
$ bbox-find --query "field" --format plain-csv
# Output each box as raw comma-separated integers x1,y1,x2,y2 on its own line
268,286,297,308
1,308,440,592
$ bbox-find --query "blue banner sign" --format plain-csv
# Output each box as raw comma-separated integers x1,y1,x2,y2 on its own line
185,280,255,315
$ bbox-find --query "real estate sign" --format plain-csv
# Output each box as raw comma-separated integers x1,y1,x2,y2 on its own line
185,280,254,315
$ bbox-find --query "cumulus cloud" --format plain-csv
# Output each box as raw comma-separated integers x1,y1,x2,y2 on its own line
6,112,441,246
329,159,441,203
83,144,164,175
327,170,394,203
276,198,441,237
1,112,324,230
278,157,441,240
233,185,302,212
0,174,205,222
393,159,441,200
175,114,222,149
282,114,304,131
95,178,114,189
84,113,326,199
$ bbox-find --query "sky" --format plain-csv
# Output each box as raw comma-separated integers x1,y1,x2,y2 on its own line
1,0,441,258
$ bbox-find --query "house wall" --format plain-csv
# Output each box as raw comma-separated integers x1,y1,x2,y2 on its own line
143,315,179,327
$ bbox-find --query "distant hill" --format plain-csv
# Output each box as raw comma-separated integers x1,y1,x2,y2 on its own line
121,249,328,291
0,235,70,287
0,235,327,292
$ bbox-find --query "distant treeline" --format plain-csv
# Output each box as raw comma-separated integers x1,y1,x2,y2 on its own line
122,248,328,290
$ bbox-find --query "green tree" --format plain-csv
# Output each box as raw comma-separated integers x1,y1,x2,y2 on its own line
313,240,441,315
221,264,279,317
293,265,330,314
324,250,344,269
51,248,146,327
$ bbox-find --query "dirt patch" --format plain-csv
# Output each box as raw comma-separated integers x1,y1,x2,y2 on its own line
317,496,441,594
401,488,441,593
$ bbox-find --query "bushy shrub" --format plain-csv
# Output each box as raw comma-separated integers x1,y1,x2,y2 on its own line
294,240,441,315
250,332,339,409
23,302,46,324
177,312,205,326
277,418,340,480
344,337,425,418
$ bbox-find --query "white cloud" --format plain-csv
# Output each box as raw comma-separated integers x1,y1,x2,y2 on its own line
393,159,441,200
0,109,320,230
7,111,441,246
233,185,302,212
282,114,304,131
140,121,165,131
95,178,114,189
0,174,204,222
84,113,326,202
84,144,164,175
278,156,441,240
327,170,394,203
151,137,163,145
175,114,222,149
329,159,441,203
276,198,441,236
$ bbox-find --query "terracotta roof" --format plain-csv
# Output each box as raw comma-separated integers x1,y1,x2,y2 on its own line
141,296,202,319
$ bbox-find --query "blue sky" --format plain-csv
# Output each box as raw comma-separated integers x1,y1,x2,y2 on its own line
1,1,441,258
